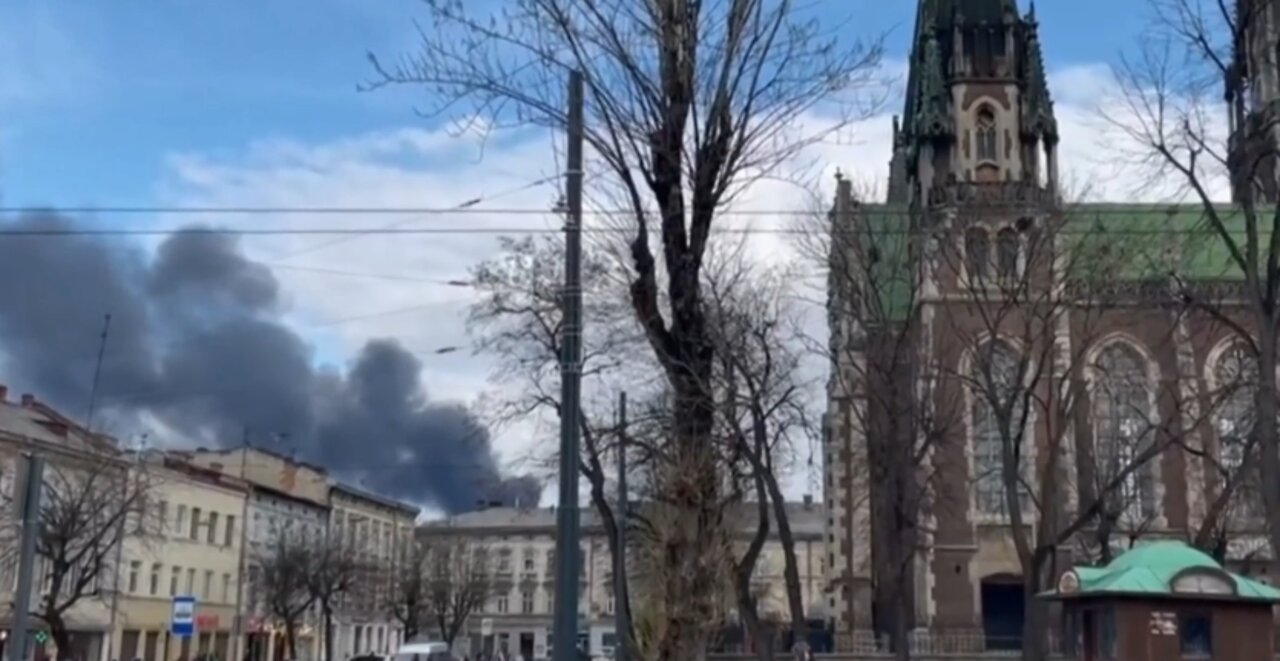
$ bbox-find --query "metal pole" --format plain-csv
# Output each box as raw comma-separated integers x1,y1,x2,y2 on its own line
552,68,584,661
10,455,45,661
233,431,251,661
614,392,629,661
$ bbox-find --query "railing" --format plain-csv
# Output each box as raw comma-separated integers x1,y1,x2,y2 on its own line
927,182,1056,208
837,631,1062,657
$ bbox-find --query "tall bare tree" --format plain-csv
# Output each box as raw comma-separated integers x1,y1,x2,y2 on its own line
702,244,819,660
1110,0,1280,555
308,538,365,661
389,543,429,643
29,455,152,657
254,528,316,661
418,536,493,648
369,2,883,654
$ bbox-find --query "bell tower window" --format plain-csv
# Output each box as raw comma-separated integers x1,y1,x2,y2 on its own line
976,107,998,162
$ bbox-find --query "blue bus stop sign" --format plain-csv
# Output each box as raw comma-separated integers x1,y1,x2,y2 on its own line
171,596,196,637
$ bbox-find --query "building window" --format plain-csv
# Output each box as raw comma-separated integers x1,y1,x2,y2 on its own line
496,594,509,614
203,570,213,599
158,501,169,534
170,566,181,596
186,568,196,594
966,227,990,281
1180,613,1212,658
176,505,187,535
606,593,615,615
970,340,1028,515
996,228,1019,280
1214,343,1262,519
190,508,202,541
523,550,536,573
207,512,219,544
497,548,511,573
150,563,161,596
521,591,534,614
222,573,232,604
225,515,236,547
976,106,998,162
1092,342,1157,526
128,561,140,593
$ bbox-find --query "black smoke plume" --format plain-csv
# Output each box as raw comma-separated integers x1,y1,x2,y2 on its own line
0,213,540,513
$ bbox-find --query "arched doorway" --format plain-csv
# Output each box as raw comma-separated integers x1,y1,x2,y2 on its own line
980,575,1024,651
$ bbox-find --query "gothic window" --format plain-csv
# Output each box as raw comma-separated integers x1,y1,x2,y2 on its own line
966,227,990,281
1213,343,1262,519
970,340,1028,515
976,107,998,162
1092,343,1157,526
997,228,1019,280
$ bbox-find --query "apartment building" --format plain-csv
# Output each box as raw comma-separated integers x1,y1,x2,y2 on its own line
108,457,249,661
0,389,127,661
327,482,418,659
186,448,330,661
418,501,824,660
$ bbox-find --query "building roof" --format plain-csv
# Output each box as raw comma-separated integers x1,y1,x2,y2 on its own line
0,390,118,456
847,203,1263,324
418,501,825,540
1046,541,1280,603
329,480,420,517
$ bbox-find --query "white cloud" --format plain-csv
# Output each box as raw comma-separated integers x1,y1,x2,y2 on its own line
159,60,1225,500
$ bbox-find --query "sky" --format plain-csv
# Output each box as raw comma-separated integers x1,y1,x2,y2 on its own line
0,0,1195,510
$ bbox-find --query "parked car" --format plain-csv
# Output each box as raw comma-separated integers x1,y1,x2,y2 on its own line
390,642,454,661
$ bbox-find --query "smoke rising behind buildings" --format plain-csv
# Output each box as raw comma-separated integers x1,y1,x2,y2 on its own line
0,213,539,513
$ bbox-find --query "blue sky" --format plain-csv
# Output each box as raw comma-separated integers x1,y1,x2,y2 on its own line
0,0,1167,490
0,0,1149,208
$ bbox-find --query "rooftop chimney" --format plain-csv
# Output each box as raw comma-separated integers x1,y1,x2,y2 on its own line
20,394,34,408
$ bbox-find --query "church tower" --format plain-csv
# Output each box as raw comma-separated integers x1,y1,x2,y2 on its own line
887,0,1059,205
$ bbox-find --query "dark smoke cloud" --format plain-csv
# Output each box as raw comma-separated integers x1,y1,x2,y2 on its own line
0,213,540,513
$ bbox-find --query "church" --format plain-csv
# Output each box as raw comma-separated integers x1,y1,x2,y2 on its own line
822,0,1275,651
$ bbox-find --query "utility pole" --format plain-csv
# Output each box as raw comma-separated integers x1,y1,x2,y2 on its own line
232,428,251,661
614,392,630,661
551,68,584,661
10,455,45,661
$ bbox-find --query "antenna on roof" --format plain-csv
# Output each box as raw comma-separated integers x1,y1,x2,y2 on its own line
84,313,112,434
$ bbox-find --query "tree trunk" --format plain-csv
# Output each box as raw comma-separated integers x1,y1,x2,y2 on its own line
732,583,774,661
762,465,808,657
47,612,71,661
1257,325,1280,556
323,607,334,661
1019,553,1053,661
654,364,719,661
284,619,299,661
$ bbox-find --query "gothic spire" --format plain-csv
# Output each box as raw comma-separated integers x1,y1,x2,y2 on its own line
1021,15,1059,142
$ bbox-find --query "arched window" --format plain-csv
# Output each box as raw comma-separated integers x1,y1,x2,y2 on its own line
971,340,1027,515
996,228,1019,280
1092,343,1157,526
1213,342,1261,519
976,107,998,162
966,227,990,281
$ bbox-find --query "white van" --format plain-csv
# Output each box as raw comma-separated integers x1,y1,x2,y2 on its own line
390,641,453,661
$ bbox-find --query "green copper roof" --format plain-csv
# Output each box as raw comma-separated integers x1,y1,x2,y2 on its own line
1047,541,1280,603
845,203,1267,325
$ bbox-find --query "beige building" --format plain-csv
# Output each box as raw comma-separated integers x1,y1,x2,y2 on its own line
184,448,330,661
108,457,249,661
327,483,418,658
0,389,131,661
419,501,823,660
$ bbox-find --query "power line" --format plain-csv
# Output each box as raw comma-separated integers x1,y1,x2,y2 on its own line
277,173,565,259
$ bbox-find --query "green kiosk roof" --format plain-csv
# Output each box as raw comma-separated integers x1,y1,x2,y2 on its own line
1044,541,1280,603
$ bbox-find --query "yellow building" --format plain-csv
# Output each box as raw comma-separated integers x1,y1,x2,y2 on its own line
108,457,249,661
